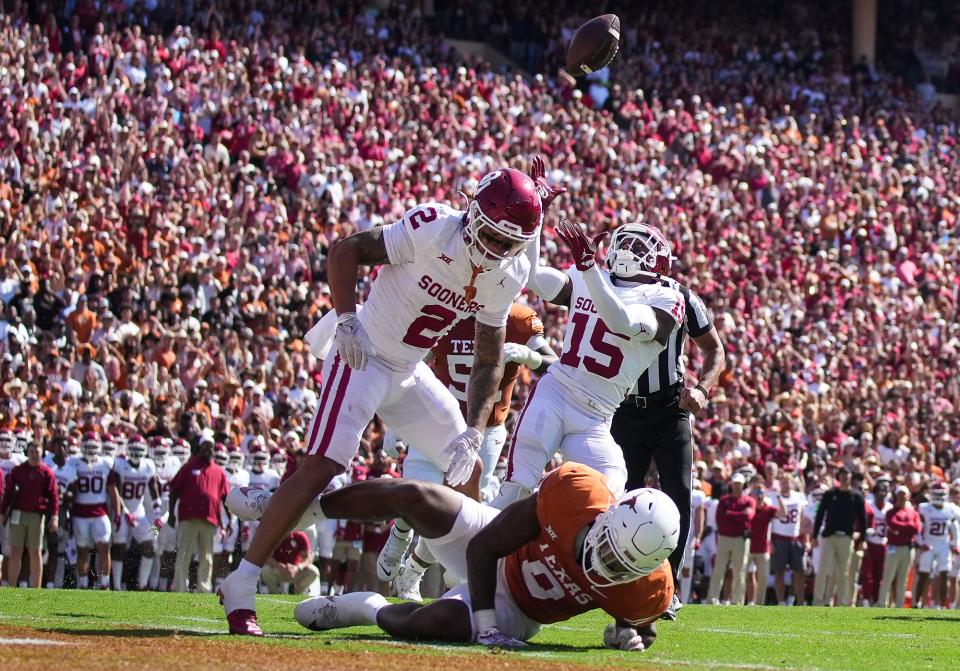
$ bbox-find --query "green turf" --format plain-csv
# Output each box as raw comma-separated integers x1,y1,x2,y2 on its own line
0,588,957,670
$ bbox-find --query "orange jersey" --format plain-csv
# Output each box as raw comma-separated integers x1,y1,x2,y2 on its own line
504,463,673,626
432,303,544,426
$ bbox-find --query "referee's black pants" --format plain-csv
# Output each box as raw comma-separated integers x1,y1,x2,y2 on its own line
610,398,693,582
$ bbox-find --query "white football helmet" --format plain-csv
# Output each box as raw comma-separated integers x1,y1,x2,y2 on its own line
251,450,269,474
0,431,14,457
582,488,680,588
929,481,948,507
270,450,287,476
171,439,191,464
213,445,229,467
227,449,244,473
150,437,170,463
605,223,673,278
127,435,148,465
82,433,101,462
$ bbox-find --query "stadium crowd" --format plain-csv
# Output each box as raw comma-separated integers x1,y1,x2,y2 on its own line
0,0,959,608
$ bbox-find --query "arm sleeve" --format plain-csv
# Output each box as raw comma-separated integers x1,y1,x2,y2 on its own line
526,265,568,302
579,265,666,338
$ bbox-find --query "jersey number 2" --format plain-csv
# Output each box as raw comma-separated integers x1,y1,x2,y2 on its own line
559,312,627,379
402,305,458,349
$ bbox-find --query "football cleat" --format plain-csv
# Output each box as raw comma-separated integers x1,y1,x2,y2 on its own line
392,561,425,603
376,527,413,582
294,593,388,631
224,608,264,637
659,593,683,621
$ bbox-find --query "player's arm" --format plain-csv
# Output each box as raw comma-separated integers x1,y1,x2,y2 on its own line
526,264,573,307
611,619,658,650
326,228,389,318
107,471,123,525
694,503,706,546
582,265,677,343
466,322,506,431
467,494,540,622
681,325,726,413
148,476,162,520
503,335,558,377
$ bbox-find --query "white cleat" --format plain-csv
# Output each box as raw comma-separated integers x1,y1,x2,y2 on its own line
376,528,413,582
294,593,388,631
393,562,424,602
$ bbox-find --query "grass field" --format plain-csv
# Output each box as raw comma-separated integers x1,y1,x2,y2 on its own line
1,588,958,670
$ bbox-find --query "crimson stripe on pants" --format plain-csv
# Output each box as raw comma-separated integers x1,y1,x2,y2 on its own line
315,363,353,456
306,354,342,456
505,380,539,481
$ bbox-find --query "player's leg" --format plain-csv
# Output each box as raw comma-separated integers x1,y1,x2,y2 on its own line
93,516,112,589
914,549,933,608
111,515,130,590
478,424,508,503
381,362,480,499
491,380,564,509
221,354,389,632
377,598,473,642
559,418,628,496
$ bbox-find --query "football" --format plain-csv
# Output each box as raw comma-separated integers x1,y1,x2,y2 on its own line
566,14,622,77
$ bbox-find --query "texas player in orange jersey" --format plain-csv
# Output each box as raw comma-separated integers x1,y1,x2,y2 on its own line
229,462,679,649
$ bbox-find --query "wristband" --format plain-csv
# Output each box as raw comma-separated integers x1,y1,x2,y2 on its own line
336,312,357,325
695,384,709,397
474,609,497,632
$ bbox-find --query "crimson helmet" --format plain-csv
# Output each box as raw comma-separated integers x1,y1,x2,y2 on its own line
213,446,229,467
606,223,673,278
464,168,541,268
0,431,14,457
150,436,170,461
227,445,245,471
270,449,287,474
929,480,949,506
82,432,100,461
127,435,148,464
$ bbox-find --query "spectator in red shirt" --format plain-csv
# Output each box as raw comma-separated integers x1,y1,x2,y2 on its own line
0,441,58,588
877,486,923,608
262,530,318,595
706,473,756,605
745,475,780,606
168,436,230,593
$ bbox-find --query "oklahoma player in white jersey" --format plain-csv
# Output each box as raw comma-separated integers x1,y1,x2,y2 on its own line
915,481,960,608
110,436,161,590
70,434,121,589
150,437,181,591
44,436,77,588
219,164,561,635
770,473,808,605
494,220,683,507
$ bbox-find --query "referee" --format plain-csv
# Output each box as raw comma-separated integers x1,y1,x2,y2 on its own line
610,253,725,618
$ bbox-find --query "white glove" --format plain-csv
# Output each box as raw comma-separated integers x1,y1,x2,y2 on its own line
443,427,483,487
477,627,527,648
603,623,645,651
334,312,375,371
503,342,543,369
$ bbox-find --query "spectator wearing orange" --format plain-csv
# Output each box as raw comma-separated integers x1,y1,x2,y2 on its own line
66,295,97,343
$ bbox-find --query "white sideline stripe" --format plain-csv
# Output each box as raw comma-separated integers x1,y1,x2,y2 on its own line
0,637,72,646
654,660,799,671
688,625,917,640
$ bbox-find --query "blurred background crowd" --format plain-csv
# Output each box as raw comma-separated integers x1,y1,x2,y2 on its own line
0,0,959,607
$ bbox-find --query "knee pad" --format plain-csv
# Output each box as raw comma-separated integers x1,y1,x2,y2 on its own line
490,481,532,510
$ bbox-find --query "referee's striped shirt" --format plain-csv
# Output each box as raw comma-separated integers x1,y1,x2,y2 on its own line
629,278,712,396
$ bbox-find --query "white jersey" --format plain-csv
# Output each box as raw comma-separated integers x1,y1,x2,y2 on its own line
112,457,157,517
50,458,79,500
154,456,181,517
771,491,807,538
867,500,891,545
919,502,960,548
689,489,707,541
361,202,526,368
705,497,719,531
249,468,280,492
73,457,113,518
226,467,250,489
0,452,26,478
549,269,685,415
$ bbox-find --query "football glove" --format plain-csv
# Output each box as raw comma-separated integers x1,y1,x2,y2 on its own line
503,342,543,370
603,623,646,652
334,312,375,371
528,155,566,211
556,218,607,271
443,427,483,487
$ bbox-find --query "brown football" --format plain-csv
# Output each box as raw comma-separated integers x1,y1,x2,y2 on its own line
566,14,621,77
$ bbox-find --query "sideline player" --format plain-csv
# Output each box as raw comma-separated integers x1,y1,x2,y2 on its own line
0,431,26,582
219,165,560,635
70,434,121,589
110,436,161,590
150,437,181,591
493,219,684,507
230,462,678,649
382,303,558,599
914,481,960,608
770,472,808,606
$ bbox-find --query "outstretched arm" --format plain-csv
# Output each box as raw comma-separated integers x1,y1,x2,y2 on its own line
465,322,506,431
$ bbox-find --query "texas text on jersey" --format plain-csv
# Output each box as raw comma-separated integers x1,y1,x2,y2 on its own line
504,463,673,626
432,303,546,427
550,268,685,415
362,202,529,369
